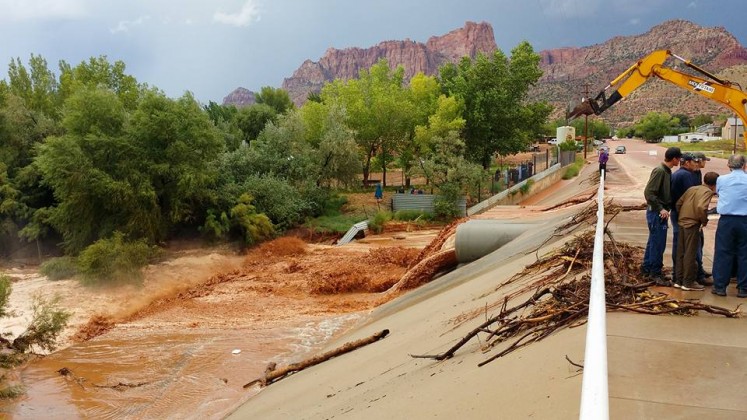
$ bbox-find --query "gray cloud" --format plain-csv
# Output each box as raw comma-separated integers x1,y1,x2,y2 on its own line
213,0,261,27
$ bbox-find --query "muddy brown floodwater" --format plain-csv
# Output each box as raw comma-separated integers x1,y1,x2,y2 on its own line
0,228,441,419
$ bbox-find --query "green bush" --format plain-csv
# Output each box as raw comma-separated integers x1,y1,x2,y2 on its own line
39,257,78,281
367,211,392,234
77,232,157,285
230,193,275,245
242,175,312,231
434,182,461,219
519,179,534,195
562,156,585,180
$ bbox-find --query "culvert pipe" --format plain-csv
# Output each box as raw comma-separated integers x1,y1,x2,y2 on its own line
454,220,534,263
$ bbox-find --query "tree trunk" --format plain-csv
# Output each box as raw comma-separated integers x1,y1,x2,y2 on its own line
243,329,390,389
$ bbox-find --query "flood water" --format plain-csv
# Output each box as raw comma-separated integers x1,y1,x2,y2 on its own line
1,313,360,419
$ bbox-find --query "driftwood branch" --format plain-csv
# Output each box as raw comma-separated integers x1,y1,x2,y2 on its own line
243,329,390,389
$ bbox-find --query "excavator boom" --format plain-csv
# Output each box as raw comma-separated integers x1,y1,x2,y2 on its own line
568,49,747,148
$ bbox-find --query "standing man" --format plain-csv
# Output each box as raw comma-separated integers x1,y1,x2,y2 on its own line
598,148,609,179
670,153,698,285
641,147,682,285
711,154,747,298
675,172,719,291
692,152,712,283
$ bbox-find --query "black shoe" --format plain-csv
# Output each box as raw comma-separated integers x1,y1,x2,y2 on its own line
738,290,747,298
651,275,673,287
711,288,727,297
702,271,712,278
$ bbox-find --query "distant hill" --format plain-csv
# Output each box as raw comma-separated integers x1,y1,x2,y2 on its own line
224,19,747,125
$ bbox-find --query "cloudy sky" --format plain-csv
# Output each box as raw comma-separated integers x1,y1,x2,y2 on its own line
1,0,745,104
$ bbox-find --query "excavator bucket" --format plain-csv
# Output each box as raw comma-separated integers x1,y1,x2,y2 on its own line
566,99,595,120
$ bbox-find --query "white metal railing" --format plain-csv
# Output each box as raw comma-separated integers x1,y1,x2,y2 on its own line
579,169,609,420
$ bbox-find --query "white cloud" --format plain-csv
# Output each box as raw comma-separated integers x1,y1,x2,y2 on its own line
0,0,88,22
539,0,600,18
213,0,261,27
687,1,697,8
629,18,640,25
110,15,151,34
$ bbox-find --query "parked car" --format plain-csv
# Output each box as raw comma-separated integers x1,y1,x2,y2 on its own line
548,138,558,145
615,145,626,154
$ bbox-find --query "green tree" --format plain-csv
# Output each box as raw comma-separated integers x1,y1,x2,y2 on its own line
58,56,142,110
634,112,680,142
235,103,277,145
692,114,713,128
129,91,224,228
439,41,546,168
322,59,413,186
255,86,294,114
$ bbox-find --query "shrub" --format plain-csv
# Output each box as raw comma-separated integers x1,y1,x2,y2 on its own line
39,257,78,281
77,232,157,285
562,156,585,180
230,194,275,246
242,175,311,231
519,179,534,195
367,211,392,234
434,182,461,219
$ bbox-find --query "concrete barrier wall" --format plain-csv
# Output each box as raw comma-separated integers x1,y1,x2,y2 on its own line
467,163,565,215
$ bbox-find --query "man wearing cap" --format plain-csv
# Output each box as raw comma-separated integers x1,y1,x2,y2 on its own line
692,151,713,283
670,152,699,287
711,154,747,298
641,147,682,285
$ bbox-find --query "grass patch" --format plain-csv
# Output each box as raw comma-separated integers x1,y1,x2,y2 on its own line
562,156,586,180
393,210,434,222
305,214,368,234
368,211,392,234
675,139,743,158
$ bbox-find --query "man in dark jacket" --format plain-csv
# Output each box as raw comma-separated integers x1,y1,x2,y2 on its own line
641,147,681,285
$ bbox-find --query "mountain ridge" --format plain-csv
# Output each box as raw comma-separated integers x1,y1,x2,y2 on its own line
223,19,747,125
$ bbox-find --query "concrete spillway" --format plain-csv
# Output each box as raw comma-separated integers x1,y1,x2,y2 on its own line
454,220,535,263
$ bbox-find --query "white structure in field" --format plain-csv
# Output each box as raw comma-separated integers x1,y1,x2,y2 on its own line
556,126,576,144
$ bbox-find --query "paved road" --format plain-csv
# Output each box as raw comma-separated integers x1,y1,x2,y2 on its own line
600,139,747,418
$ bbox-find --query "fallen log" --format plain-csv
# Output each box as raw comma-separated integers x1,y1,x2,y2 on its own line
243,329,390,389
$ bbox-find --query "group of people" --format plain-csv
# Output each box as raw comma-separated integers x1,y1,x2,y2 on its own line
640,147,747,297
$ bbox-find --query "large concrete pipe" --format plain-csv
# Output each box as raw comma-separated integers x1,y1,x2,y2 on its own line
455,220,534,263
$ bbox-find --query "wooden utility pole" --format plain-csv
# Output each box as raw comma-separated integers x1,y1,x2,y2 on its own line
583,83,590,159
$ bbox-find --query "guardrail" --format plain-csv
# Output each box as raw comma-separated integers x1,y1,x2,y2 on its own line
579,169,609,420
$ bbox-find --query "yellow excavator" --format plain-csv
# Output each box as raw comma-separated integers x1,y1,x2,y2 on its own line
568,49,747,146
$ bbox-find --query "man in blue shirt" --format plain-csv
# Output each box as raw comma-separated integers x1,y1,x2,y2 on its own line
670,153,698,286
711,154,747,298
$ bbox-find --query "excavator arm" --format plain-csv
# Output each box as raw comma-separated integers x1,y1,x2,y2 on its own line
569,49,747,144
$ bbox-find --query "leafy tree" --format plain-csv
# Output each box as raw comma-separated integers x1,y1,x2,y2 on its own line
634,112,680,142
58,56,142,110
33,88,146,251
7,55,59,119
314,105,361,188
439,41,546,168
567,117,611,140
255,86,294,114
692,114,713,128
322,59,413,186
235,103,277,145
129,91,224,228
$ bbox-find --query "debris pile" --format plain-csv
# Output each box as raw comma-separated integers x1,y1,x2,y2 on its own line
413,231,741,367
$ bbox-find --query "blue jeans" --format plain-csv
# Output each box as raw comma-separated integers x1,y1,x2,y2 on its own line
670,209,679,279
642,209,668,276
713,215,747,292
